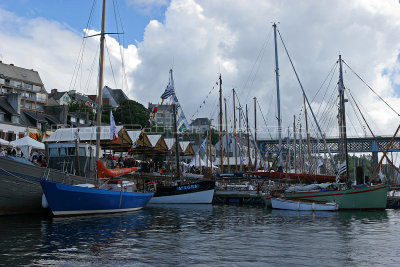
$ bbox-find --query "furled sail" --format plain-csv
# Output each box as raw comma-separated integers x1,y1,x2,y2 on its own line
96,160,138,179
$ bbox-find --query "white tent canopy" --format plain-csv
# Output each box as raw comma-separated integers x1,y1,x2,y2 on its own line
10,136,45,150
0,138,9,146
10,136,45,158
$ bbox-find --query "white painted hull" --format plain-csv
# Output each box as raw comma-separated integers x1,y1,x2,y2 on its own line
149,189,215,204
271,198,338,211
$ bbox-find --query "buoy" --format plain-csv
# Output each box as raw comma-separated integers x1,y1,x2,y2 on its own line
41,194,49,208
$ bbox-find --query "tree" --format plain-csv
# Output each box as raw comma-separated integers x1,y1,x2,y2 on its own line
101,103,113,124
68,102,95,120
114,99,149,127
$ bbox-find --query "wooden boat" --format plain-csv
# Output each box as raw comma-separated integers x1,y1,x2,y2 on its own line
271,197,338,211
282,184,387,209
40,0,154,216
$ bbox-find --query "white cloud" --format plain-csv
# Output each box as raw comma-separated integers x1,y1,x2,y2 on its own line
1,0,400,138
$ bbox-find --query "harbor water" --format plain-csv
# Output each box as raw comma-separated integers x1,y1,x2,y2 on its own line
1,205,400,266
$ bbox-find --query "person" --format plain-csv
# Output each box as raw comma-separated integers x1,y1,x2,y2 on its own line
0,148,5,157
16,147,22,157
112,158,117,169
11,147,16,157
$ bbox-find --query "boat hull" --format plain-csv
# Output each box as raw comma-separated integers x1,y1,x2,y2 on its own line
283,184,388,209
0,156,95,215
149,189,215,204
41,179,154,216
271,198,338,211
149,181,215,204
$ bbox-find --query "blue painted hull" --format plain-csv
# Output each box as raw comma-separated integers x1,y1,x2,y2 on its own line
41,179,154,216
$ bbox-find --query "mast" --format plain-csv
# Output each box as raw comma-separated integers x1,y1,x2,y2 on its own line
293,115,297,173
238,104,243,171
233,89,238,171
95,0,107,161
173,103,181,180
224,98,230,172
219,74,224,173
338,55,349,181
254,97,257,170
273,23,283,168
198,119,201,174
246,104,251,170
303,96,312,173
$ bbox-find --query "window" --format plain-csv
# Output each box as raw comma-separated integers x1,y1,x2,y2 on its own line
67,147,75,156
23,82,33,90
18,133,24,139
32,85,42,92
60,147,67,156
79,119,85,124
49,148,59,157
0,113,4,121
79,147,86,156
11,116,19,123
70,117,76,122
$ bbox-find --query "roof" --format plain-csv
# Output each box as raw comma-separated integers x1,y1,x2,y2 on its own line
46,126,124,142
48,91,68,101
10,136,45,149
22,110,47,123
0,96,18,116
102,86,129,107
0,62,43,85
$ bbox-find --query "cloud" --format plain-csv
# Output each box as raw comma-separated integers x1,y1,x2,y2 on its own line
1,0,400,139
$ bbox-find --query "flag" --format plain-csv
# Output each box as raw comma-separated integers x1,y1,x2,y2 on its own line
110,111,118,142
172,95,189,132
336,161,346,183
160,82,175,99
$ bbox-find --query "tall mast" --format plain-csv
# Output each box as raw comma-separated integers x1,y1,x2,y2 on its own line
95,0,106,161
246,104,251,169
173,103,181,180
219,74,224,173
238,104,243,171
293,115,297,173
254,97,257,170
273,23,283,168
233,89,238,171
338,55,349,180
198,119,201,174
224,98,230,172
303,96,312,173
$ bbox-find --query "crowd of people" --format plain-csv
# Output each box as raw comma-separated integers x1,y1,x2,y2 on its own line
0,145,47,167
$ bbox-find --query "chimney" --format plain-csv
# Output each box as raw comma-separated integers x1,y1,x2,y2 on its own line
10,63,14,66
7,93,21,114
51,88,58,94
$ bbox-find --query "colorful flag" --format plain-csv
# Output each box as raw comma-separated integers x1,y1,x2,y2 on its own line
336,161,346,183
110,111,118,142
160,82,175,99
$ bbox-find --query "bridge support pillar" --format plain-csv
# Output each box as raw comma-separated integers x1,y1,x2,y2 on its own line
371,151,378,174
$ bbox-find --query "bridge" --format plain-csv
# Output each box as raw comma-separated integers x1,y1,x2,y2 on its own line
257,136,400,169
257,136,400,154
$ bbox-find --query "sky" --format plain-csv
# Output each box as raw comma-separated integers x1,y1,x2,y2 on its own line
0,0,400,140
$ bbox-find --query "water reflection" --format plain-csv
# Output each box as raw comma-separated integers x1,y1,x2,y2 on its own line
1,206,399,266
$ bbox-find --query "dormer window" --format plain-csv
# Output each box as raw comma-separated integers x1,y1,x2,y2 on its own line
11,115,19,124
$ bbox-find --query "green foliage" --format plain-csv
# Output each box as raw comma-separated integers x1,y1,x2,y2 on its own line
114,99,149,127
101,103,113,124
68,102,95,120
202,128,218,145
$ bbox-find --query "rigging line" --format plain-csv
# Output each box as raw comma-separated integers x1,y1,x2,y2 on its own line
69,0,97,91
315,63,338,117
240,26,273,104
105,38,118,88
311,60,338,103
346,86,400,174
347,88,367,137
256,99,273,139
84,44,100,95
276,28,337,171
319,86,338,130
342,59,400,117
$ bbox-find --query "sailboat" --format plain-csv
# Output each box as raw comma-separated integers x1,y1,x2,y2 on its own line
40,0,153,216
260,24,387,209
147,69,215,204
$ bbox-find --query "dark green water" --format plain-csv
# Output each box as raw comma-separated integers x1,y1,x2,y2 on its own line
1,205,399,266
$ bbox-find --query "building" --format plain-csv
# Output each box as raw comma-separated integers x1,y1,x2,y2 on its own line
190,118,215,133
47,89,71,106
148,103,174,131
88,86,128,108
0,61,48,111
